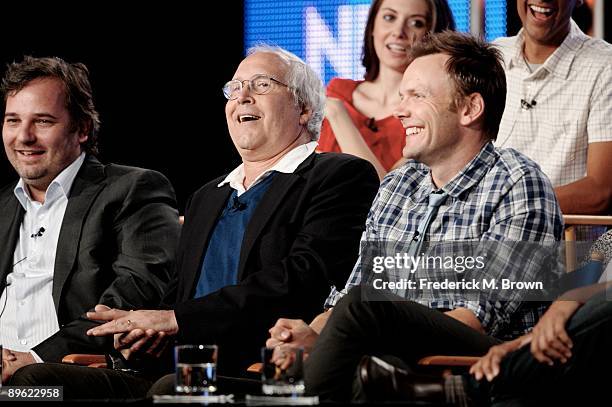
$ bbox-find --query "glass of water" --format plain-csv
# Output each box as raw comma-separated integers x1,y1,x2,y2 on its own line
261,347,305,396
174,344,218,395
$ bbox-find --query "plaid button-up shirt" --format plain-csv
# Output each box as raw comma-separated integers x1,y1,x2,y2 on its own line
326,142,563,340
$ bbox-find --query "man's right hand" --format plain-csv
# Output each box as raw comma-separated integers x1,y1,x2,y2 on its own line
470,334,531,382
266,318,321,370
114,329,170,359
530,300,580,365
266,318,319,353
470,299,582,381
2,348,35,384
266,311,332,369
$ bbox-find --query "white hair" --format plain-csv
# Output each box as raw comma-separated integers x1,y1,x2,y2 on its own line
247,45,325,140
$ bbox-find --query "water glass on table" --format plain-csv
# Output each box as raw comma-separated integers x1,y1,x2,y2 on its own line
261,347,305,396
174,344,218,395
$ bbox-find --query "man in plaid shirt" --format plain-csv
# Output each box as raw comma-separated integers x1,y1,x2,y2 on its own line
266,32,563,401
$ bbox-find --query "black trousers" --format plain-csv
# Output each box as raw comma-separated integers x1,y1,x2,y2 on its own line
8,363,153,401
304,286,501,400
9,363,262,400
468,288,612,406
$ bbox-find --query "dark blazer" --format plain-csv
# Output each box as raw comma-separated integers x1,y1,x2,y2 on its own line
166,152,379,374
0,156,180,362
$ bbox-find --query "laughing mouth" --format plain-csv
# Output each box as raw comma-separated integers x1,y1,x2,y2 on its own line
529,4,554,18
405,127,424,136
17,150,44,156
238,114,261,123
387,43,409,53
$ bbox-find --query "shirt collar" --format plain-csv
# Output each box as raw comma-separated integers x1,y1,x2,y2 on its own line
509,19,588,80
411,166,436,203
14,152,86,209
218,141,318,195
413,142,497,203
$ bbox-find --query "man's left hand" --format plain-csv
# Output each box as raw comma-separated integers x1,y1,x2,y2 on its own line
86,304,178,337
2,348,35,383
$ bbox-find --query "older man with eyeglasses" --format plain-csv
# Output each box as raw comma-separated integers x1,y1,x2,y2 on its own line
8,45,379,399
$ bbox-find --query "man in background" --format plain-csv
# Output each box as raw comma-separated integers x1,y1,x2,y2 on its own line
494,0,612,214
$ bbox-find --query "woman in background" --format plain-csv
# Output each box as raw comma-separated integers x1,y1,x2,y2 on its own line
318,0,455,179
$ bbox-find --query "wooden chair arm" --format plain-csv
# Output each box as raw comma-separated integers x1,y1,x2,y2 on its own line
247,355,478,373
247,362,263,373
62,354,107,367
563,215,612,226
417,355,479,367
88,362,108,368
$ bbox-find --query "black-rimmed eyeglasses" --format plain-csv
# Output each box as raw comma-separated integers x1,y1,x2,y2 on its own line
222,74,289,100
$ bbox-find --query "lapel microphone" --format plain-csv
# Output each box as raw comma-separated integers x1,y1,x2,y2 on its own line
366,117,378,132
31,227,45,238
520,99,537,110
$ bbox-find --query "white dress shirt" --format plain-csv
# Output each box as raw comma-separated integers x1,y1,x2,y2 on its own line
218,141,318,195
494,20,612,187
0,153,85,361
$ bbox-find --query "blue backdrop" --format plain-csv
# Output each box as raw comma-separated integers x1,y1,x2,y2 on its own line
244,0,506,84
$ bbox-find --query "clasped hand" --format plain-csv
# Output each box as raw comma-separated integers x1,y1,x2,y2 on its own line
86,304,178,358
265,318,319,370
470,300,580,382
2,348,35,384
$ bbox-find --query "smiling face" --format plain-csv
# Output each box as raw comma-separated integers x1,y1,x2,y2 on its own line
224,52,308,162
394,53,461,167
517,0,580,47
373,0,431,74
3,77,87,196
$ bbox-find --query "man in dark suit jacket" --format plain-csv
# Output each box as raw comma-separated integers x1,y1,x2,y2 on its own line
9,45,379,398
165,149,376,374
0,56,179,384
